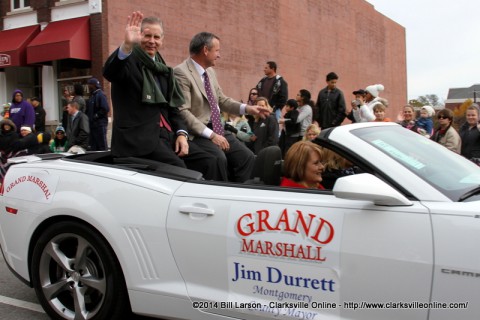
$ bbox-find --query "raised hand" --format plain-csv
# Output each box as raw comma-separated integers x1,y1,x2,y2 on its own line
122,11,144,52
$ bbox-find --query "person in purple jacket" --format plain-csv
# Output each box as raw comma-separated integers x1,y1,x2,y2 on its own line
9,89,35,133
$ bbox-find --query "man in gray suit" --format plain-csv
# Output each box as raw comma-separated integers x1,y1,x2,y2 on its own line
174,32,269,182
65,100,90,151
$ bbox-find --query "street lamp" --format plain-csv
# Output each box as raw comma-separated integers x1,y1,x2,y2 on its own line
474,89,479,104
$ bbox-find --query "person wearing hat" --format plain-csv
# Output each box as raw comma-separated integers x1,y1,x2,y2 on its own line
352,84,385,122
16,125,39,155
9,89,35,133
50,125,70,153
314,72,346,130
415,105,435,137
86,77,110,151
31,97,46,132
346,89,367,123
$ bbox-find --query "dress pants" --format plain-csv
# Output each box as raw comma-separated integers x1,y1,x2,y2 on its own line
142,128,220,180
191,132,255,182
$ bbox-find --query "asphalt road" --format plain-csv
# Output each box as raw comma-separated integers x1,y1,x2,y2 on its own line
0,253,49,319
0,252,160,320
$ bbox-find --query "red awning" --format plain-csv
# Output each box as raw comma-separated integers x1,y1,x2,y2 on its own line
27,16,90,64
0,25,41,67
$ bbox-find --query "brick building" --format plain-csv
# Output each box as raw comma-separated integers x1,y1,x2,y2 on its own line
444,84,480,111
0,0,406,127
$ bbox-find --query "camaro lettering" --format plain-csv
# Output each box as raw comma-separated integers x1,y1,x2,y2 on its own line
236,209,334,245
441,268,480,277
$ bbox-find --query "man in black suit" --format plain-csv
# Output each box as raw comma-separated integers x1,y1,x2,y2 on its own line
103,11,218,179
65,101,89,151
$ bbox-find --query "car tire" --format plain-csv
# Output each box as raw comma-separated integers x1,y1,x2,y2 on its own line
31,221,131,320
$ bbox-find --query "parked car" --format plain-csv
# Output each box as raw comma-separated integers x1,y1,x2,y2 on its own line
0,122,479,320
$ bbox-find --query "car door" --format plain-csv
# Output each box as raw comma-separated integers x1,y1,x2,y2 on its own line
426,201,480,320
167,181,432,320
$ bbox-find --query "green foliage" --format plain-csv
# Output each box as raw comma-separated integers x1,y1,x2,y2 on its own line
409,94,444,109
417,94,441,107
408,99,423,109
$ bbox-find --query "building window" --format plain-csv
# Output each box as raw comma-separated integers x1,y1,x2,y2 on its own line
12,0,31,10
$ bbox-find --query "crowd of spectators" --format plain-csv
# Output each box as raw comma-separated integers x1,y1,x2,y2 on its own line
216,65,479,188
0,78,110,174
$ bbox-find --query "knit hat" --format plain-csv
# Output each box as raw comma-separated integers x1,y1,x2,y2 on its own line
365,84,385,98
421,105,435,117
20,125,32,133
55,125,66,133
87,78,101,89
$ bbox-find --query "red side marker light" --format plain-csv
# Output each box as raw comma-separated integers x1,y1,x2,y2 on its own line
5,207,18,215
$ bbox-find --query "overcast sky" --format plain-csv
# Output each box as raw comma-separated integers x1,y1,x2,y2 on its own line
366,0,480,102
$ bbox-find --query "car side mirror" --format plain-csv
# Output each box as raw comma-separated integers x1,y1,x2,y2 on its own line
333,173,412,206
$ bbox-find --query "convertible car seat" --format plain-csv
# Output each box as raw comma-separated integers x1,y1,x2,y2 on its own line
249,146,283,186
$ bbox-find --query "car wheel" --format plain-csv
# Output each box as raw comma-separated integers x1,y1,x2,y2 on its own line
31,221,130,320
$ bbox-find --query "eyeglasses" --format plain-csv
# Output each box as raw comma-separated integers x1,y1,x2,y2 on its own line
437,116,449,120
250,92,258,96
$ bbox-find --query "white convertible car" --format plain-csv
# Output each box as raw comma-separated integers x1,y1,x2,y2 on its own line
0,122,479,320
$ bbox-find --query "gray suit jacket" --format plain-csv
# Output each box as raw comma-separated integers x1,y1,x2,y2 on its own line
66,111,90,150
174,58,241,137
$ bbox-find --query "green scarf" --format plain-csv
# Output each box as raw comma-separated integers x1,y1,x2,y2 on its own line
132,45,185,107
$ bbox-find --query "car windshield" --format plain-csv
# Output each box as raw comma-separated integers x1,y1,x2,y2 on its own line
353,125,480,201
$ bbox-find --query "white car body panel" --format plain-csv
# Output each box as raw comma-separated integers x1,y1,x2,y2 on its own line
168,183,432,320
1,162,191,300
426,201,480,319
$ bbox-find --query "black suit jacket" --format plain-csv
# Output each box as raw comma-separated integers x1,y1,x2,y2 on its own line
103,48,186,157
